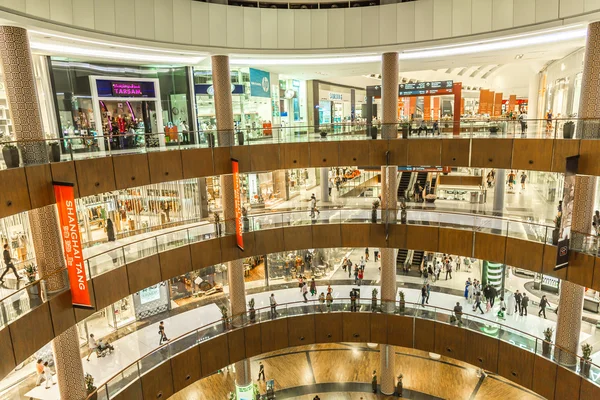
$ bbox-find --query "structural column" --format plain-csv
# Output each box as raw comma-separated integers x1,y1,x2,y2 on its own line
320,168,330,202
527,73,540,120
211,55,252,388
492,169,506,217
379,52,399,395
0,26,86,400
553,21,600,367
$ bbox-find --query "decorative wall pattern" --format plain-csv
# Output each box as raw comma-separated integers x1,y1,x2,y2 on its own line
0,26,47,164
577,21,600,139
381,52,398,139
554,279,585,366
51,326,87,400
211,55,235,145
28,205,66,292
379,344,396,395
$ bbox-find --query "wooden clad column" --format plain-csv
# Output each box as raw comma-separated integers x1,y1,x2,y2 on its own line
0,26,86,400
379,52,398,396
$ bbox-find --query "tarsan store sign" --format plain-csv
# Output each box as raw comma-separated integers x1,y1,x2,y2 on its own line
111,82,143,97
232,159,244,251
54,182,92,308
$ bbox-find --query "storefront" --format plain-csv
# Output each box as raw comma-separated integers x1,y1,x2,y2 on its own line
0,212,36,274
309,81,365,128
50,60,193,150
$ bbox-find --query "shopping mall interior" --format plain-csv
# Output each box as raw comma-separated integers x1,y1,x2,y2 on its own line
2,1,600,399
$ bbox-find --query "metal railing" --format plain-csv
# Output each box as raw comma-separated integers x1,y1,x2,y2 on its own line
85,298,600,400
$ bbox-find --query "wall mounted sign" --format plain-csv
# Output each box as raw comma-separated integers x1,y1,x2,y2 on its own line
249,68,271,98
329,93,343,100
232,159,244,251
399,81,454,96
54,182,92,308
96,80,156,98
139,285,161,305
112,82,142,97
194,84,245,96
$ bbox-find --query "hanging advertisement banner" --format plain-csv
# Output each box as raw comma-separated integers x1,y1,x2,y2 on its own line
53,182,93,308
555,156,579,270
232,159,244,251
249,68,271,98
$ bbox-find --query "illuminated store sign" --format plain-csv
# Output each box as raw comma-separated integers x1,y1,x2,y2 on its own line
112,82,143,96
399,81,454,96
54,182,92,308
95,79,156,98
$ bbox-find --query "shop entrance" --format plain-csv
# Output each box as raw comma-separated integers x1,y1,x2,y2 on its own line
90,76,165,151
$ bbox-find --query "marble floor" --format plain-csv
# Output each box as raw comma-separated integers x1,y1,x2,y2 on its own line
170,343,542,400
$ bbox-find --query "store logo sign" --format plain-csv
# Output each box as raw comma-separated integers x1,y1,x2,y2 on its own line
249,68,271,98
112,82,143,97
54,182,93,308
329,93,343,100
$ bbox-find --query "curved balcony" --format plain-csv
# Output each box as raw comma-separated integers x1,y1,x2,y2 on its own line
84,299,600,400
2,206,600,383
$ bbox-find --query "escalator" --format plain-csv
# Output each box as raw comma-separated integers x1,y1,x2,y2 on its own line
412,250,425,268
397,248,409,265
397,172,412,201
416,172,428,190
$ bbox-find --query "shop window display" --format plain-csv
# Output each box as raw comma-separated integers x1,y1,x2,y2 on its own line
169,264,228,307
0,212,36,276
267,248,351,283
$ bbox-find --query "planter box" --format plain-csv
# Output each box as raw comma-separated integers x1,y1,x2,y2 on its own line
2,146,20,168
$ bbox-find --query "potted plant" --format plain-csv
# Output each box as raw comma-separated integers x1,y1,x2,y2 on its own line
85,373,97,400
396,374,403,397
400,122,410,139
563,120,575,139
319,129,328,138
581,343,593,377
253,382,261,400
489,124,499,135
0,134,20,169
371,199,380,223
371,288,378,311
237,130,245,146
400,202,407,224
248,298,256,323
370,125,378,139
24,263,37,283
552,213,562,245
425,194,437,204
542,327,553,357
398,290,406,313
46,134,61,162
221,306,229,330
242,207,250,232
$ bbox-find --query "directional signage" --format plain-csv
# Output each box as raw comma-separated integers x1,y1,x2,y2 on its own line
399,81,454,96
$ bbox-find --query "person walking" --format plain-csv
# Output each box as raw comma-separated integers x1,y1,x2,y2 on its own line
425,283,431,304
520,172,527,190
347,260,352,278
514,290,522,315
35,359,45,386
258,361,265,381
374,249,379,261
420,285,427,306
593,210,600,236
445,260,452,280
158,321,168,344
464,278,472,299
360,256,365,271
310,278,316,296
43,362,55,389
520,294,529,316
86,333,98,361
357,268,364,286
0,244,20,284
365,247,370,261
354,267,359,285
270,293,277,317
309,193,320,218
474,292,485,314
318,292,325,312
350,289,357,312
302,282,309,303
453,302,463,324
539,295,550,319
497,296,507,320
326,292,333,311
488,285,497,307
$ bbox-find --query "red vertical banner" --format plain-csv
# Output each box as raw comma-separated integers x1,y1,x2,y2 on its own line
53,183,92,308
494,93,503,116
453,82,462,136
489,91,495,116
478,89,485,114
433,97,440,120
509,95,517,113
409,97,417,117
231,159,244,251
423,96,431,120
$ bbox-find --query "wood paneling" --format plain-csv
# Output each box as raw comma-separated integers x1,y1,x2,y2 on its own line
111,381,143,400
386,314,413,348
126,254,162,294
407,139,441,166
437,175,482,186
339,141,368,166
0,168,30,218
580,377,600,400
532,355,557,400
434,323,466,361
230,146,251,173
280,142,309,169
250,144,280,172
552,139,580,173
414,319,435,352
554,365,581,400
219,235,241,263
199,334,229,377
369,223,388,248
474,232,506,263
505,237,544,273
387,224,407,249
309,142,340,167
170,346,202,393
369,313,387,344
341,224,370,247
254,229,285,255
260,319,289,353
190,239,222,271
566,251,595,288
315,312,342,343
112,154,150,189
287,315,316,347
464,330,499,373
148,150,184,184
406,225,439,252
93,267,130,310
470,139,513,168
244,323,262,358
283,225,313,251
0,327,15,378
542,244,567,281
181,148,215,178
497,341,534,389
438,228,473,257
342,313,370,342
50,161,79,197
24,164,54,208
368,140,389,166
387,139,408,166
159,246,192,281
48,289,76,337
75,157,116,197
312,224,342,248
594,256,600,291
9,303,54,364
578,139,600,176
212,147,232,175
512,139,553,171
227,329,246,364
141,361,174,400
441,138,470,166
